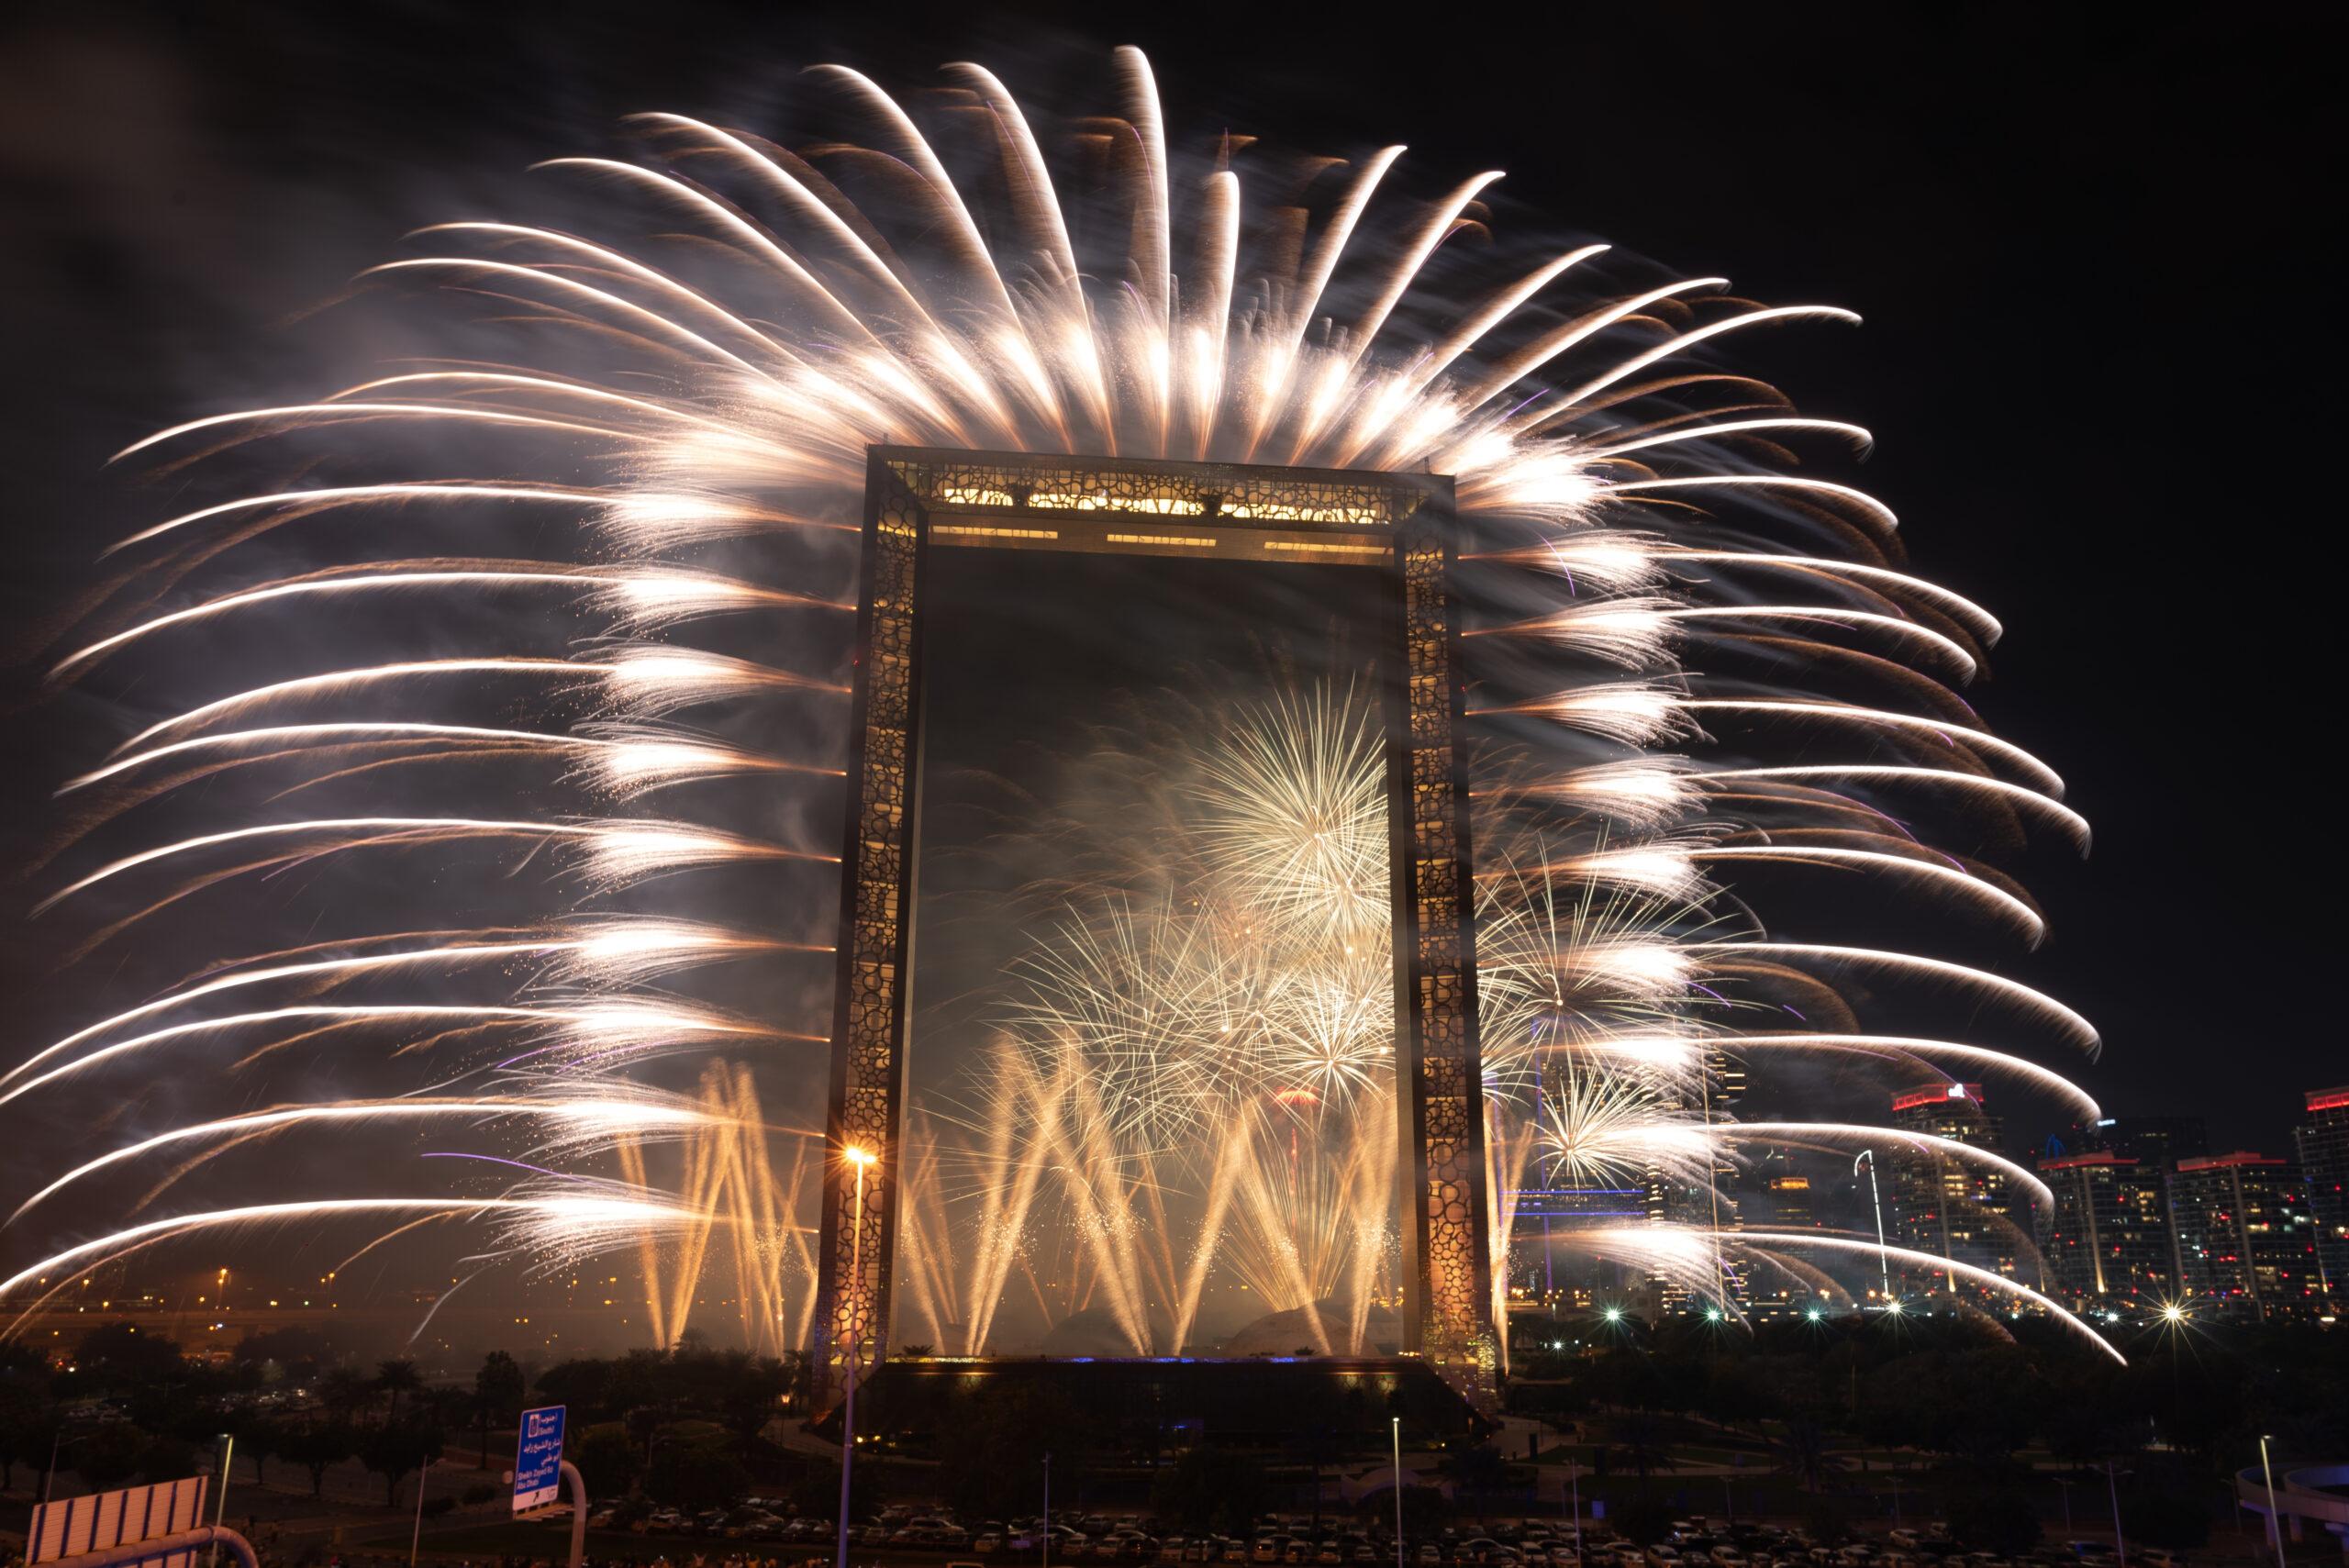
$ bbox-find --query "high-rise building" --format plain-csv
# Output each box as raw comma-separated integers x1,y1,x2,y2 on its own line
1510,1180,1652,1307
1888,1084,2018,1296
2038,1150,2176,1318
2294,1086,2349,1306
2166,1151,2328,1322
1764,1174,1819,1229
1651,1051,1749,1313
2070,1116,2209,1167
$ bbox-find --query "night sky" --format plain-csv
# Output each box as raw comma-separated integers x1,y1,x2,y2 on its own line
0,0,2328,1229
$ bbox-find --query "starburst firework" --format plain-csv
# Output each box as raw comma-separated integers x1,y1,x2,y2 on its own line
9,48,2113,1366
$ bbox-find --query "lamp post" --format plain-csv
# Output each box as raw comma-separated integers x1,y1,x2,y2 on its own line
2157,1303,2187,1449
1568,1461,1583,1557
2258,1434,2285,1568
2054,1477,2075,1532
207,1434,236,1568
1392,1418,1404,1568
1854,1151,1891,1304
2104,1461,2127,1568
836,1144,876,1568
1042,1451,1052,1568
409,1456,451,1568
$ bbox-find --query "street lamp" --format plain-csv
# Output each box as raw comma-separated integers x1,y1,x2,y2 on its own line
207,1433,236,1568
1854,1150,1892,1303
1392,1418,1404,1568
2258,1434,2285,1568
836,1143,877,1568
1567,1460,1583,1558
410,1456,453,1568
2103,1461,2128,1568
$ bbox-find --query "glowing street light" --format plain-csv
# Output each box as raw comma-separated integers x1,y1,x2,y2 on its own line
1854,1149,1892,1301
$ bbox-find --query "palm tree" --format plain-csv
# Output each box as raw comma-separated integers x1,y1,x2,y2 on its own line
1614,1409,1672,1481
473,1351,524,1468
1772,1416,1848,1494
318,1365,373,1425
375,1358,423,1424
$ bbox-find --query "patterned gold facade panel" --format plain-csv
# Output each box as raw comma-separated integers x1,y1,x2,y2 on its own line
1390,515,1495,1397
885,450,1425,529
815,463,924,1397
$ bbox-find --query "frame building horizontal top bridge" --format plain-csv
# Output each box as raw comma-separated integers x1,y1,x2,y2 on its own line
814,446,1498,1401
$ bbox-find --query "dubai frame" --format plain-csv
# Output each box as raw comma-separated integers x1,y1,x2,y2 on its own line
809,447,1500,1400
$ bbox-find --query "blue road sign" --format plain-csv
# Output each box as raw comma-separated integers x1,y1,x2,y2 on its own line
512,1404,567,1513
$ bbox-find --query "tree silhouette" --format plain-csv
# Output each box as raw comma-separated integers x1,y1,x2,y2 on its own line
374,1358,423,1425
285,1424,355,1497
473,1351,525,1468
360,1422,443,1507
318,1366,373,1425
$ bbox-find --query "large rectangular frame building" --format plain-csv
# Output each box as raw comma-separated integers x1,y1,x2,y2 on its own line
813,446,1497,1401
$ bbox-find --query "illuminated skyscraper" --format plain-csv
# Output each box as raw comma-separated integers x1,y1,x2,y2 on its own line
2294,1086,2349,1306
2037,1150,2176,1318
2167,1151,2327,1322
2070,1115,2208,1167
1887,1084,2017,1296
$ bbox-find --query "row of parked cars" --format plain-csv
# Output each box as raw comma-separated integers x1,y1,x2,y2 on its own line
1621,1518,2183,1568
582,1507,2176,1568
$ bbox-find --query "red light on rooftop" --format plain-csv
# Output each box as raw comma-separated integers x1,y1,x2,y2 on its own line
1893,1083,1983,1114
2040,1151,2135,1171
2308,1087,2349,1112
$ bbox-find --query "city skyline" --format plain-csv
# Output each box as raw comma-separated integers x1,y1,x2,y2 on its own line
0,6,2334,1380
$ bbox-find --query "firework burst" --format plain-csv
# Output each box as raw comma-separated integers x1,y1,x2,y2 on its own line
11,48,2106,1363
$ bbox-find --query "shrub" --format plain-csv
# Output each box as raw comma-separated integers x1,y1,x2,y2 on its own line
1610,1494,1675,1548
1945,1488,2041,1555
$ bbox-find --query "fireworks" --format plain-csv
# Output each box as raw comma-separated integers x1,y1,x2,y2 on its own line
11,48,2107,1364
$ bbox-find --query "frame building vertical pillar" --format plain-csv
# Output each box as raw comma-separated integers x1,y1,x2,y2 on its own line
1387,491,1498,1396
811,455,926,1403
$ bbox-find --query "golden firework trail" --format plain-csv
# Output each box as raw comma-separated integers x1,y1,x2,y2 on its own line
12,48,2105,1360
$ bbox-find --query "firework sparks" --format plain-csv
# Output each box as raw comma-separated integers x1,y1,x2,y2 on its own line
12,47,2102,1362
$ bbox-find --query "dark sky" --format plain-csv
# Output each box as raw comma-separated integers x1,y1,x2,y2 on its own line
0,0,2329,1184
